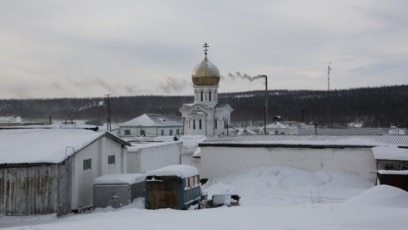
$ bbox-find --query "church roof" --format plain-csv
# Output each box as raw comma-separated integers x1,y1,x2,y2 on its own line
191,43,220,86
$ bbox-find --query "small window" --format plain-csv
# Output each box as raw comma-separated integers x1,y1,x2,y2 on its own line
384,165,395,170
124,129,131,136
140,130,145,136
161,130,164,136
108,155,115,165
209,91,212,101
83,159,91,170
193,120,196,129
215,120,217,129
199,119,202,130
169,129,173,135
176,129,180,135
200,91,203,101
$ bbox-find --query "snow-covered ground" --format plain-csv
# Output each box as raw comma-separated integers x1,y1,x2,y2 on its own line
2,167,408,229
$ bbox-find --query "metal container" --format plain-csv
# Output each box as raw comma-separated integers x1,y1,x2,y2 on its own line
93,173,145,209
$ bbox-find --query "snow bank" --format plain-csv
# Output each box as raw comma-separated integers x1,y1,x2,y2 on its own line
5,167,408,230
342,185,408,207
204,166,373,206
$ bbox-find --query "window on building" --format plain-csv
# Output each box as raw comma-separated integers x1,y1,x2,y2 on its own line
209,91,212,101
108,155,115,165
201,91,203,101
215,120,217,129
193,120,196,129
199,119,202,129
169,129,173,135
140,130,145,136
384,165,395,170
124,129,131,136
161,130,164,136
83,159,91,170
176,129,180,135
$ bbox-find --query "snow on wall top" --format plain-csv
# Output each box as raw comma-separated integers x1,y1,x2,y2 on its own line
0,129,105,164
372,146,408,161
146,165,198,178
200,135,408,148
94,173,146,185
127,141,179,152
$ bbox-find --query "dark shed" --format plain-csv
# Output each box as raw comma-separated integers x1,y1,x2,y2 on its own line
144,165,202,210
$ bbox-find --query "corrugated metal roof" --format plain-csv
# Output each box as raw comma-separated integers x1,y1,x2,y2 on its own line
199,135,408,148
298,128,393,135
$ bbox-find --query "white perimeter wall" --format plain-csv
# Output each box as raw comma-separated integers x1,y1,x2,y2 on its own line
127,142,181,173
200,147,377,182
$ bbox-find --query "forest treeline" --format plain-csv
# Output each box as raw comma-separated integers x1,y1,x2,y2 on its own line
0,85,407,128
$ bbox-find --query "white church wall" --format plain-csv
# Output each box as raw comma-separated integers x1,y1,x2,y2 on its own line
200,146,377,182
127,142,181,173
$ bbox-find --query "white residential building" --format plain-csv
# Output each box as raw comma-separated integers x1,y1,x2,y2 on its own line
119,113,182,137
0,129,129,216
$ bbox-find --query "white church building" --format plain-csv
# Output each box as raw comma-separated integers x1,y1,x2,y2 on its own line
179,43,233,137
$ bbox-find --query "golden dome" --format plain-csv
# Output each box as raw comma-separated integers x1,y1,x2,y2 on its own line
192,56,220,86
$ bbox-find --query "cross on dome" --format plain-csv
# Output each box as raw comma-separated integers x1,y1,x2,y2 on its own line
203,43,209,56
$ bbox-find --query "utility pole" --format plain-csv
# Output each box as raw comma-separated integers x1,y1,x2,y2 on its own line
262,75,268,135
106,94,112,132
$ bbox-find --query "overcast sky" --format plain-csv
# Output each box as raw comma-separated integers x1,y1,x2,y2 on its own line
1,0,407,99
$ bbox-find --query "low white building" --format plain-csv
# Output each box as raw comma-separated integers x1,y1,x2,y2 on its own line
126,141,182,173
119,113,182,137
198,135,408,182
0,129,129,216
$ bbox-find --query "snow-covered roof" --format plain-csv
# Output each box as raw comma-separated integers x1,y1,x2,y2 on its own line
298,128,394,135
119,113,181,127
199,135,408,148
94,173,146,185
266,122,288,129
0,116,22,124
372,146,408,161
377,170,408,175
0,129,113,164
146,165,199,178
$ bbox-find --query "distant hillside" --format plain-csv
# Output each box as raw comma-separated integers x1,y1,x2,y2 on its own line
0,85,407,128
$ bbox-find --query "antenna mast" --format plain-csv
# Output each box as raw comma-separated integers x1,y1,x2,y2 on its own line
327,62,332,128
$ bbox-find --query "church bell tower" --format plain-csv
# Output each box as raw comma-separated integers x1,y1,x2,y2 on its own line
179,43,233,137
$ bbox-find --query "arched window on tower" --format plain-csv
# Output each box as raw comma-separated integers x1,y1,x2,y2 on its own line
199,119,202,129
201,91,203,102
